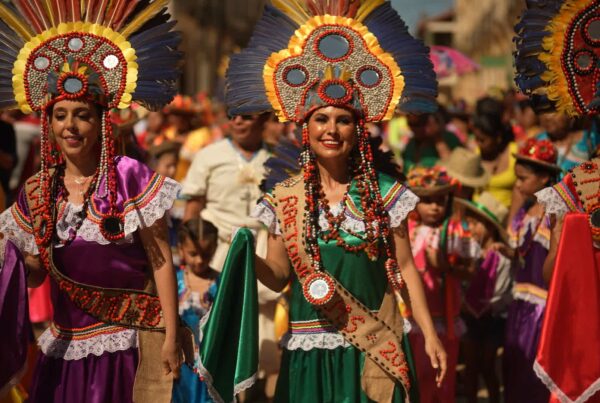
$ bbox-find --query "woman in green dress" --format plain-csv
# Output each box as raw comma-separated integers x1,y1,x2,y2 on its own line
199,1,446,401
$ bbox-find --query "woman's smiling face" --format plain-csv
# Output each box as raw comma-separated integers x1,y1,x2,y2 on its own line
50,100,101,160
307,106,357,162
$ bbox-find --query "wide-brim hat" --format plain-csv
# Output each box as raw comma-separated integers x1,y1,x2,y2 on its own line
407,166,456,197
513,138,562,173
513,154,562,173
439,147,490,188
455,192,508,242
148,141,181,160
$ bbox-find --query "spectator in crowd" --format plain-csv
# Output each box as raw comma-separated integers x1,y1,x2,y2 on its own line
0,115,17,206
4,111,40,196
181,112,280,400
537,111,599,175
472,97,520,214
459,193,512,403
402,108,462,171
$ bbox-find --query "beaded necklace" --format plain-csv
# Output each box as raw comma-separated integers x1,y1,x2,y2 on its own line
300,120,405,293
55,164,100,246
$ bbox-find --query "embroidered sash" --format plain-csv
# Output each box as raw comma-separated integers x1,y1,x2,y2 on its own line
272,176,410,402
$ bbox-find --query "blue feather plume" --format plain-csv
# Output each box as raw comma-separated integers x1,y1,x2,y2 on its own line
260,130,302,192
225,5,298,116
363,2,438,114
514,0,564,113
129,11,182,111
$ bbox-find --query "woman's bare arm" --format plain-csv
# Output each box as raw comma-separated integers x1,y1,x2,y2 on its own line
139,217,181,378
255,233,291,292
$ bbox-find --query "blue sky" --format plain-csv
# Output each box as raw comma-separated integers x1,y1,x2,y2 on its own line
391,0,454,33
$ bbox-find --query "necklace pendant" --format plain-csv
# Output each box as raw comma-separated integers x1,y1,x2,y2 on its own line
302,272,335,306
100,214,125,241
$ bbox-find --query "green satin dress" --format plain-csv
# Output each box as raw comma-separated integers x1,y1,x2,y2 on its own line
259,173,420,403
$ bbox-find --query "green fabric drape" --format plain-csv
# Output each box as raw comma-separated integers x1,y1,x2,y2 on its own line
198,228,258,402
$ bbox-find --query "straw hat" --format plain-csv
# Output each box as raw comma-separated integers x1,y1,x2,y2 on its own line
407,166,456,197
513,138,561,173
455,192,508,242
440,147,490,188
148,141,181,160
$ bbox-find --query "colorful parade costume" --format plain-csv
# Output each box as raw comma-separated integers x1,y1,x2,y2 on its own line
406,166,479,403
0,1,185,402
515,1,600,401
197,1,438,402
173,268,219,403
501,139,560,403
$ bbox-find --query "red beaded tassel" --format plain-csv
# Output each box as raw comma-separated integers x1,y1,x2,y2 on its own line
300,122,324,271
98,110,125,241
33,109,56,248
355,119,405,291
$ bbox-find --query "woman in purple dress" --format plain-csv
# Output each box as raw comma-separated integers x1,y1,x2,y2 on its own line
0,1,184,402
501,139,561,403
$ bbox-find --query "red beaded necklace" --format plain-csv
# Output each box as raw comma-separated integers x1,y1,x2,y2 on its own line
300,119,405,292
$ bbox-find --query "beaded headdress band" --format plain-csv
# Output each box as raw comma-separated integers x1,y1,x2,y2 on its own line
0,0,181,246
407,166,456,197
514,0,600,116
226,0,438,123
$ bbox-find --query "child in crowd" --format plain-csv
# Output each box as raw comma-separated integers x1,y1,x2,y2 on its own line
148,141,180,180
500,139,561,403
406,166,478,403
457,192,512,403
148,141,183,262
173,219,220,403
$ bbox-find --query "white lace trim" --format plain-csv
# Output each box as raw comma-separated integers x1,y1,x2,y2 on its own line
389,190,419,228
534,361,600,403
37,325,138,361
252,188,419,236
0,208,38,255
281,320,412,351
281,332,352,351
54,177,180,246
536,187,570,219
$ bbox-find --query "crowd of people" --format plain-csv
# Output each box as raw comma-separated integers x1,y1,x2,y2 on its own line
3,84,595,403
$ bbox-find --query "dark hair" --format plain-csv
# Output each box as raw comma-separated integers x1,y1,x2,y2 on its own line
177,219,218,245
472,97,514,149
515,159,559,186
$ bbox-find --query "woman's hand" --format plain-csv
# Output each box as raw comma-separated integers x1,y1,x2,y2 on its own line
161,339,182,379
424,334,447,387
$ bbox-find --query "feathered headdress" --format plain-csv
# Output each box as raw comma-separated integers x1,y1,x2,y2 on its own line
514,0,600,116
226,0,438,122
0,0,182,246
0,0,181,113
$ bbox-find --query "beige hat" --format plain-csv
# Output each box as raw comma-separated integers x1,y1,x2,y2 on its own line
439,147,490,189
455,192,508,242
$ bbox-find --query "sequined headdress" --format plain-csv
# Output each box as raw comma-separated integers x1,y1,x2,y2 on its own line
0,0,181,246
514,0,600,116
226,0,438,122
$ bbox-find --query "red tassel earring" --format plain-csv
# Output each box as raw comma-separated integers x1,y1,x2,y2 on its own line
98,109,125,241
